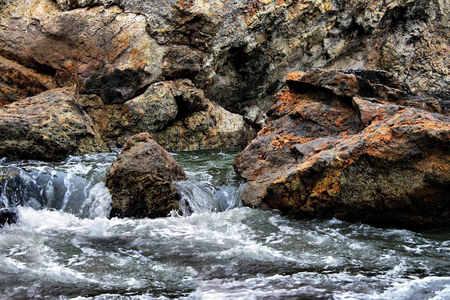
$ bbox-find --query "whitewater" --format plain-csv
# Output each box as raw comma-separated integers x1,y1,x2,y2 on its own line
1,150,450,299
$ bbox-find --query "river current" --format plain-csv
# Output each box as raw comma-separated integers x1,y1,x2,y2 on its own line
1,149,450,300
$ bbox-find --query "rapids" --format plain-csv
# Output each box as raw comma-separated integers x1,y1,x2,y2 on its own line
1,149,450,299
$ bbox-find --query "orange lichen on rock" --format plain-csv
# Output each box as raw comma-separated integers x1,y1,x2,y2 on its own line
270,134,312,150
235,69,450,229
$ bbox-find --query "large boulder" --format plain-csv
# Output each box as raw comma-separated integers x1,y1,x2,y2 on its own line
234,69,450,229
0,88,108,161
105,132,188,218
0,2,163,104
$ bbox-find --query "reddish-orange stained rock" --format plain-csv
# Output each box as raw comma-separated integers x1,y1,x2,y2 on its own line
235,69,450,230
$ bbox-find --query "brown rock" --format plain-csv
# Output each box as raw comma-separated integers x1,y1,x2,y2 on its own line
77,79,256,150
125,81,179,133
1,0,449,152
0,4,163,104
0,88,108,161
152,100,257,151
0,55,57,105
106,132,188,219
235,69,450,229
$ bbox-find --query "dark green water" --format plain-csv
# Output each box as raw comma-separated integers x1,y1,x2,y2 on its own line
1,150,450,299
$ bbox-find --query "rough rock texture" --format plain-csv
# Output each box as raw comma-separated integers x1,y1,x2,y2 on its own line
105,132,188,219
0,55,57,105
0,2,162,104
78,79,256,149
152,99,257,151
1,0,449,119
234,69,450,229
0,88,108,161
0,0,449,158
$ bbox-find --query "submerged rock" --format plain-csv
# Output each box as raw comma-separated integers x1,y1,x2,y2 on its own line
0,208,18,228
235,69,450,230
106,132,188,218
0,88,109,161
0,166,45,209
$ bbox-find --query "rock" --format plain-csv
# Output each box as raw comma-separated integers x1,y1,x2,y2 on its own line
1,0,449,152
170,79,210,115
0,4,163,104
152,100,257,151
234,69,450,229
0,209,18,228
78,79,256,149
242,105,266,129
0,88,109,161
0,166,45,209
125,81,179,133
106,132,188,218
2,0,449,117
0,55,57,105
162,46,204,81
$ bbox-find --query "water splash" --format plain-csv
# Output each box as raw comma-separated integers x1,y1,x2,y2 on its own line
1,151,450,299
0,153,117,218
173,149,244,215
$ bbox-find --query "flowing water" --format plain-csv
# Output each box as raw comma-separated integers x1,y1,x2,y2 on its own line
1,149,450,300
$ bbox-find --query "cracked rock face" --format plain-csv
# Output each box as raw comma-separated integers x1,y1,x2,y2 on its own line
234,69,450,230
0,0,449,159
2,0,449,111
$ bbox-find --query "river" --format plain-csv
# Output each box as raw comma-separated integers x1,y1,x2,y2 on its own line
1,149,450,299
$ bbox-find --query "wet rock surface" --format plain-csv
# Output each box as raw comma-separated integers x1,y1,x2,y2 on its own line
0,166,45,209
0,208,18,227
105,132,188,219
234,69,450,229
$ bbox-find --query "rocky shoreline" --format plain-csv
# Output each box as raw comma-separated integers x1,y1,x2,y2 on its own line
234,69,450,230
1,0,450,229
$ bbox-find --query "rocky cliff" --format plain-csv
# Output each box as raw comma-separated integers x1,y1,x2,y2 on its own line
0,0,449,158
